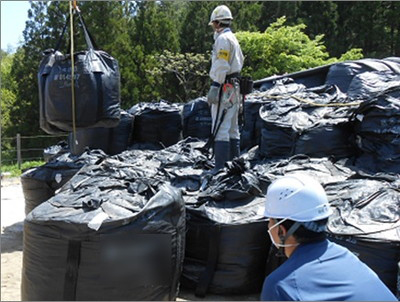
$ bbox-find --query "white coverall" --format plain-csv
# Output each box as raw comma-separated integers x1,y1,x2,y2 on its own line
210,27,244,142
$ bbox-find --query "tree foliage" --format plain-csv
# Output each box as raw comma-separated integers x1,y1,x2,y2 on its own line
236,17,363,79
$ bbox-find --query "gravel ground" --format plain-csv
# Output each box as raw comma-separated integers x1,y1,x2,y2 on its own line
0,177,259,301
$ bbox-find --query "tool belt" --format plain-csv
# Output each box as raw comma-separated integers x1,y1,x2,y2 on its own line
225,73,254,95
225,72,241,82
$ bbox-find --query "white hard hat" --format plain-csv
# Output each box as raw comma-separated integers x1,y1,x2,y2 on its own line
264,174,332,222
209,5,233,25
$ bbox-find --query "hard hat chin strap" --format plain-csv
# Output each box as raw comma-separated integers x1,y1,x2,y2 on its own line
275,221,301,257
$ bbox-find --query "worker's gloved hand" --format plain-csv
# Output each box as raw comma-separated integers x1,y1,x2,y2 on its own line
207,82,221,105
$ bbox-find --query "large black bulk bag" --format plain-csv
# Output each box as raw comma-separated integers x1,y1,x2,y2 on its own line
240,97,265,152
182,198,270,296
20,150,107,215
69,111,134,156
351,87,400,174
181,159,270,296
258,83,356,159
21,159,185,301
130,101,182,148
109,111,134,155
347,71,400,100
325,178,400,294
38,12,120,133
325,58,395,93
328,234,400,296
182,97,211,139
69,127,112,155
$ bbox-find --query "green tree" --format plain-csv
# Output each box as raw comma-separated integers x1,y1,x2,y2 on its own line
295,2,339,57
149,50,210,102
236,17,363,80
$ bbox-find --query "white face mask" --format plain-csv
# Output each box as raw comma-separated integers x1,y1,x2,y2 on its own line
267,219,299,249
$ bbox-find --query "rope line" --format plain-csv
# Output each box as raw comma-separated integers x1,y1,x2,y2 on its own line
69,1,78,145
252,91,362,107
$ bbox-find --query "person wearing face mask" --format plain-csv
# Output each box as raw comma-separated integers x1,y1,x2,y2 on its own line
261,174,397,301
207,5,244,174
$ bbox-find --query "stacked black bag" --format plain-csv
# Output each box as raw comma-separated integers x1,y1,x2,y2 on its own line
38,11,120,134
69,110,134,156
258,83,356,159
182,97,211,140
22,158,186,301
181,159,271,296
351,85,400,174
21,150,107,215
129,101,182,148
326,177,400,294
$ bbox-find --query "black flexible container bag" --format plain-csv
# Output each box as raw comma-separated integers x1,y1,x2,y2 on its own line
69,110,134,156
22,158,186,301
325,178,400,295
325,58,399,93
20,150,107,215
351,86,400,174
69,127,111,155
130,101,182,148
240,97,265,152
181,159,271,296
38,12,120,134
258,84,356,159
109,111,134,155
182,97,211,139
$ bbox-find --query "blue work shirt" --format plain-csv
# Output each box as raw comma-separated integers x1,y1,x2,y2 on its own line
261,239,397,301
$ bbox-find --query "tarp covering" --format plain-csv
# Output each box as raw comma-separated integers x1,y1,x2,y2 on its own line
22,157,186,301
21,150,107,215
129,101,182,148
252,155,355,185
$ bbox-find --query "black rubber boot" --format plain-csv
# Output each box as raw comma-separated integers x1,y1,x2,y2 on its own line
230,139,240,160
212,141,230,174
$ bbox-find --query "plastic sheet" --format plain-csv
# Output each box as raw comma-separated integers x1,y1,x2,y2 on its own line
326,178,400,242
43,141,69,162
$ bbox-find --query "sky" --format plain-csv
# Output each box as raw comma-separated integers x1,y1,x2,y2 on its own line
1,0,31,53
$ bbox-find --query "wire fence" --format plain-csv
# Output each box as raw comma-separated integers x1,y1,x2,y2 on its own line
1,134,69,168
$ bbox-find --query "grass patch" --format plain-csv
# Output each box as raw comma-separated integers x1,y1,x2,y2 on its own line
1,160,45,177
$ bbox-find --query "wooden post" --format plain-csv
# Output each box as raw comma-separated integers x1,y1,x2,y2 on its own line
16,133,22,169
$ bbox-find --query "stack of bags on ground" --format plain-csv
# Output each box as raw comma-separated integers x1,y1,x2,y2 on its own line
21,58,400,300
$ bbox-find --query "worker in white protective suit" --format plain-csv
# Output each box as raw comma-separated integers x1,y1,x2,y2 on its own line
207,5,244,174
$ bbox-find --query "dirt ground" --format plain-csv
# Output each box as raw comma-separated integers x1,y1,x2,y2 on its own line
0,177,258,301
1,177,24,301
